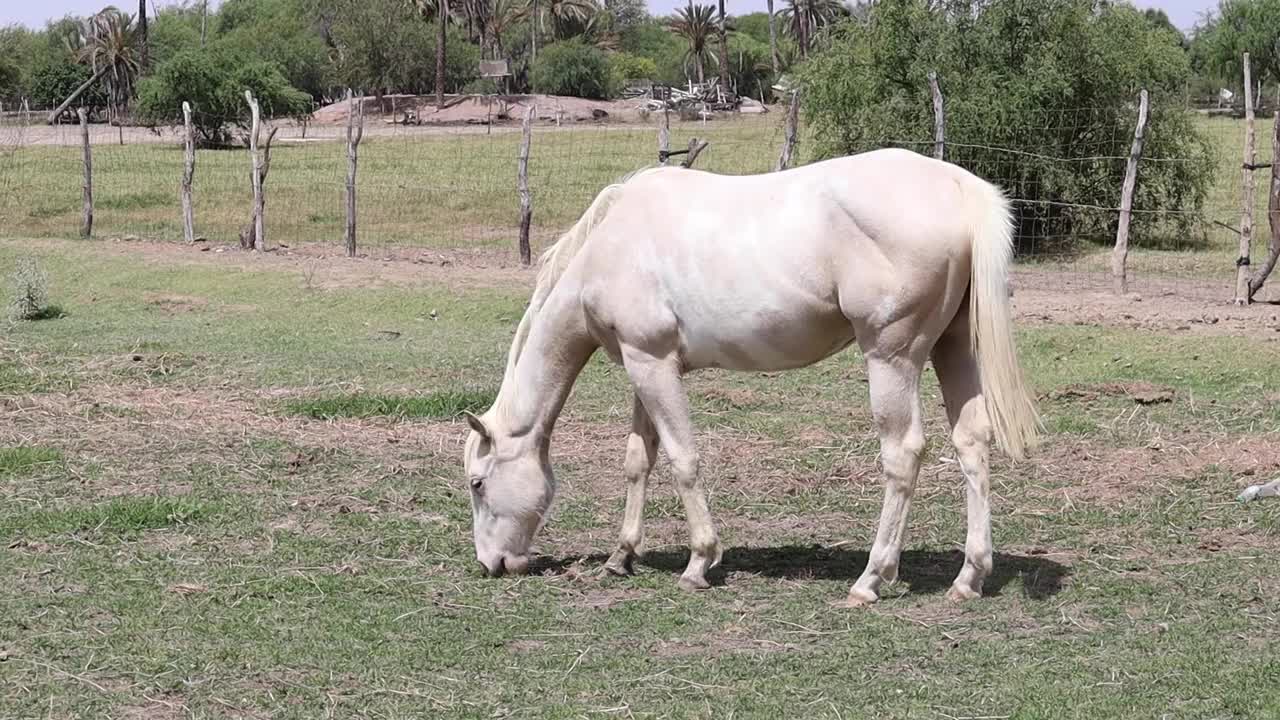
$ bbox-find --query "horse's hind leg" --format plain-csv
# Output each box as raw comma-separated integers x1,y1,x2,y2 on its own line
619,345,721,591
605,394,659,576
931,307,995,601
846,353,927,606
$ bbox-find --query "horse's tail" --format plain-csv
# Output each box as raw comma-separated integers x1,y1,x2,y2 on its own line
965,176,1040,461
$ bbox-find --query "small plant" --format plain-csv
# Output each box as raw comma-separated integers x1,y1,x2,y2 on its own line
7,257,58,321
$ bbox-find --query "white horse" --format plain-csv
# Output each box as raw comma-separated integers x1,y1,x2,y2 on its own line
462,148,1039,605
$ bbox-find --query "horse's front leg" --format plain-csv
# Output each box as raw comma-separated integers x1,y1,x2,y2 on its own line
605,394,659,576
619,346,721,591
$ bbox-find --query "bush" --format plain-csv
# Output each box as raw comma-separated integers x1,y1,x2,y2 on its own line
532,40,613,99
7,258,56,322
609,51,658,90
801,0,1214,250
136,48,312,145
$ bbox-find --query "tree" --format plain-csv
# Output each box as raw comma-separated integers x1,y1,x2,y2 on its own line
767,0,780,73
531,38,610,97
138,0,149,70
801,0,1213,249
668,2,718,84
410,0,450,107
135,47,311,145
716,0,730,93
1192,0,1280,90
781,0,847,56
530,0,599,41
46,8,143,125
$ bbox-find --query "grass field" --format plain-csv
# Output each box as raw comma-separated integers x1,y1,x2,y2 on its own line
2,237,1279,718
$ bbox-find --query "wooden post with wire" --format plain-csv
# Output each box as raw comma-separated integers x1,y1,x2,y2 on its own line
658,104,670,166
1247,111,1280,301
78,107,92,239
1111,89,1149,296
181,102,196,244
345,90,365,258
928,71,945,161
1235,53,1256,304
245,90,265,251
517,104,535,265
775,90,800,171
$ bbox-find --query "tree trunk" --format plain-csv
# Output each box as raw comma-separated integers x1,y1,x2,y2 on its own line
530,0,538,68
200,0,207,46
766,0,779,76
1235,54,1257,305
138,0,149,71
46,66,109,125
1111,89,1149,296
436,0,448,108
716,0,731,97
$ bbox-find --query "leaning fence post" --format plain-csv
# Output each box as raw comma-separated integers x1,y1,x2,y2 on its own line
775,91,800,171
345,90,364,258
517,104,535,265
658,105,670,166
681,137,709,168
1235,54,1256,305
1247,112,1280,300
928,71,945,161
181,102,196,244
78,107,92,239
244,90,265,251
1111,89,1149,296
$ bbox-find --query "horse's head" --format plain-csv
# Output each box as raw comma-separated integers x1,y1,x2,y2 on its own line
462,411,553,577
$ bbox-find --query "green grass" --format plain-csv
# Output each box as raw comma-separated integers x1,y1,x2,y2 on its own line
1,237,1279,717
0,446,63,477
283,389,497,419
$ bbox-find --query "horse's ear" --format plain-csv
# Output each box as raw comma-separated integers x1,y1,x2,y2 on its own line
464,411,491,440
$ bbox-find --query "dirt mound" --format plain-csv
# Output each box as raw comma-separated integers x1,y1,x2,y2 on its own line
311,93,651,126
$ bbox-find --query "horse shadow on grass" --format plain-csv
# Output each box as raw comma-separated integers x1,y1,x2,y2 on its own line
539,545,1070,600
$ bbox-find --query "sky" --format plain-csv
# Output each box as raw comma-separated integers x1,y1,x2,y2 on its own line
0,0,1221,34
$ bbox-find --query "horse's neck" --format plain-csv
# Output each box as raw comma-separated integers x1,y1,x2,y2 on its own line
493,286,594,442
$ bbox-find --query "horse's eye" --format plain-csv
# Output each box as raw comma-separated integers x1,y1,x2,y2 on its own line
470,478,484,493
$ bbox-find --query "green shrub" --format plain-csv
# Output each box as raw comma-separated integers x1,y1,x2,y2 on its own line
801,0,1214,250
7,258,57,322
136,48,313,146
609,51,658,91
532,40,613,99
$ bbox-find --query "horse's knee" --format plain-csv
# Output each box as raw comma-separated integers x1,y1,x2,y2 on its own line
881,428,925,486
622,434,656,481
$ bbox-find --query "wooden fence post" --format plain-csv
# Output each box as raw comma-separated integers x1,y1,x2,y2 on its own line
928,71,945,161
517,104,535,266
181,101,196,244
345,90,364,258
245,89,265,251
681,138,710,169
775,91,800,172
1247,114,1280,301
658,106,670,166
78,107,92,239
1111,89,1149,296
1235,53,1256,305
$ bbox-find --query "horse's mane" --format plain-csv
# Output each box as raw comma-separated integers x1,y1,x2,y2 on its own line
491,168,659,419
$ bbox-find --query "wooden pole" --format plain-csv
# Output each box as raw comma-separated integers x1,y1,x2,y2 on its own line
681,138,709,169
517,104,535,266
78,107,92,239
928,71,945,161
181,102,196,244
658,105,670,165
245,90,265,252
775,91,800,171
1111,89,1149,296
1235,54,1256,304
1247,114,1280,301
345,90,364,258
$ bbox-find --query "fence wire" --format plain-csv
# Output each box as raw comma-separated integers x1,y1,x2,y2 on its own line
0,101,1272,303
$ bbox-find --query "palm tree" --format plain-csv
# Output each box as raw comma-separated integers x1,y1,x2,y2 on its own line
45,8,142,126
138,0,148,70
529,0,599,41
766,0,779,74
781,0,847,56
409,0,449,108
716,0,730,96
667,2,718,85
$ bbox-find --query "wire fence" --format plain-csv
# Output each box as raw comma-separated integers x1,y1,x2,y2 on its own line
1,96,1274,303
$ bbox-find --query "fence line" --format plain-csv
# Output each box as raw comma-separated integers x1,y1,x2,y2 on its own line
0,95,1274,303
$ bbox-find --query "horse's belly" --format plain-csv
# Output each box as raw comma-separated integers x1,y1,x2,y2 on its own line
679,307,856,372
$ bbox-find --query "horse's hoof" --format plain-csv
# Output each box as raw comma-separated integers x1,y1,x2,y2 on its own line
837,587,878,608
604,550,635,576
677,574,711,592
945,584,981,602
